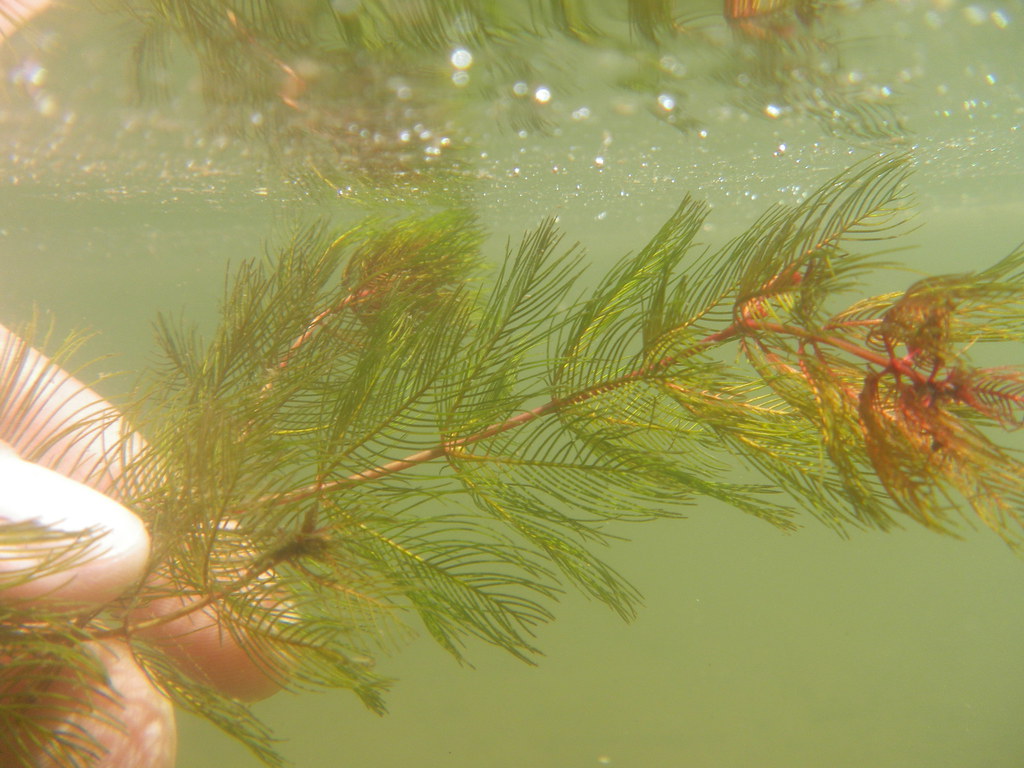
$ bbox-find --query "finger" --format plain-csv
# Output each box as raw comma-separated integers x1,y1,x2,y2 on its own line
0,639,177,768
0,0,53,40
0,323,286,699
0,444,150,607
0,322,144,498
132,584,290,702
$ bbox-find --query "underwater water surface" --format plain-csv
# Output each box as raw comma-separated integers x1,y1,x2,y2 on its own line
2,1,1024,767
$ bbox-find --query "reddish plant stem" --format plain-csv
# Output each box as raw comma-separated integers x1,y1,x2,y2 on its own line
225,9,307,109
131,315,914,634
743,319,924,382
272,398,569,506
265,314,914,507
274,288,372,376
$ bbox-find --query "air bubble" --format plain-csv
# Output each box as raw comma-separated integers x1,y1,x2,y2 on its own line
963,5,986,24
450,48,473,70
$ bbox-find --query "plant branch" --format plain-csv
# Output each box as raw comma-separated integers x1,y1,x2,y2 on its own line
263,310,912,506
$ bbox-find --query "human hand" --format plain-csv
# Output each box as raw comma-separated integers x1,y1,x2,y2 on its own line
0,0,54,40
0,323,283,767
0,321,176,767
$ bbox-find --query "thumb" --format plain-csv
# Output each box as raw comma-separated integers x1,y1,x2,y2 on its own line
0,441,150,608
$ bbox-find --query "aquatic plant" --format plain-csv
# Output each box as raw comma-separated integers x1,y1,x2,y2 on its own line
2,153,1023,766
117,0,902,173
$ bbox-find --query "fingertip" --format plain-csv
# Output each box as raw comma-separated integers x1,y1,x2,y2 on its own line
0,639,178,768
132,591,287,702
0,450,150,608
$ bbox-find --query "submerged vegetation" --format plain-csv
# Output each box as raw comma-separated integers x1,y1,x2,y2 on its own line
3,153,1024,766
1,1,1021,767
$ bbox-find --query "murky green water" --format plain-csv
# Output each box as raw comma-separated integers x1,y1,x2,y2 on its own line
2,1,1023,766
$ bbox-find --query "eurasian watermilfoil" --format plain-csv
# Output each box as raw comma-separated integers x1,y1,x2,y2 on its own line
2,153,1023,766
